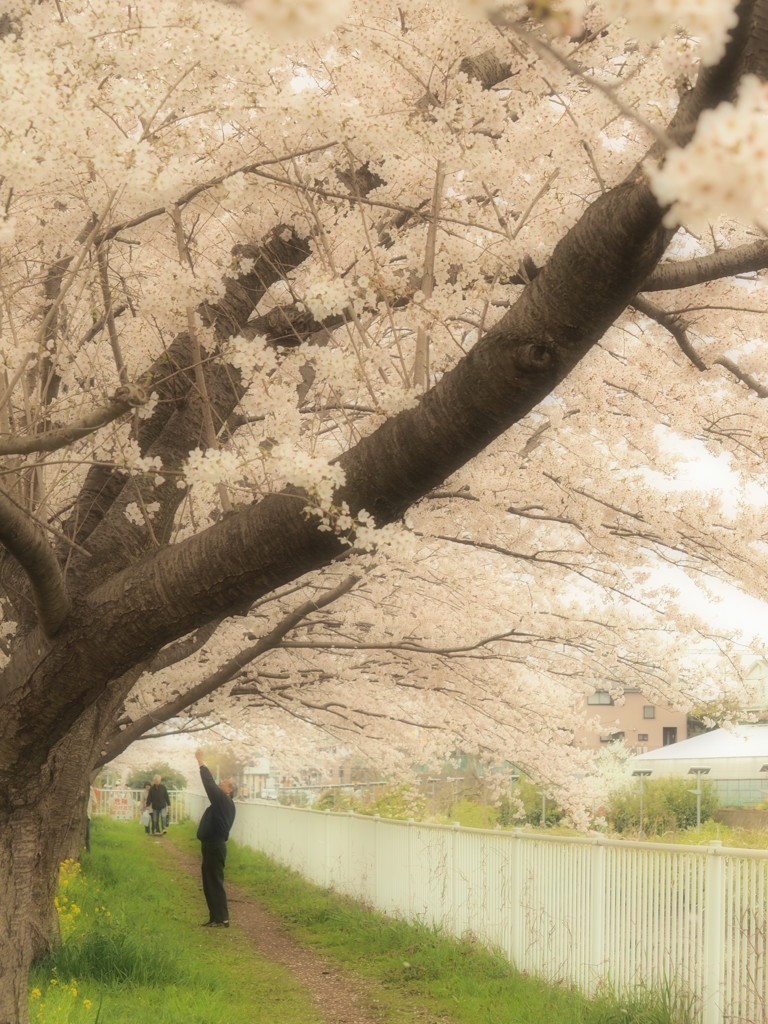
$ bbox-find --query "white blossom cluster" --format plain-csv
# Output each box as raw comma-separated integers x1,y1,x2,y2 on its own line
124,501,160,526
241,0,353,38
114,443,165,483
136,391,160,421
376,382,421,416
649,75,768,231
222,334,278,388
352,511,421,561
600,0,739,66
301,268,351,320
269,443,346,509
183,448,242,488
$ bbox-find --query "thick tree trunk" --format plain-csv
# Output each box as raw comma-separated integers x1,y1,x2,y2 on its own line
0,735,94,1024
0,808,64,1024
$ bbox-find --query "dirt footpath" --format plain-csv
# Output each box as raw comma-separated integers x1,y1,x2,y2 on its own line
154,836,386,1024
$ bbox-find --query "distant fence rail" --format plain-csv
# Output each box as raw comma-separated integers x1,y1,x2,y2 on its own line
185,793,768,1024
92,787,188,824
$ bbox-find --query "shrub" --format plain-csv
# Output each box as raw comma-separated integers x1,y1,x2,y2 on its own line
607,776,718,835
498,779,563,827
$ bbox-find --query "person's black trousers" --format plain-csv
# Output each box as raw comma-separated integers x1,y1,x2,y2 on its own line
200,838,229,922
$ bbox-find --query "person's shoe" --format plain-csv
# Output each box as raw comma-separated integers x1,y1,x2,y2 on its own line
201,920,214,927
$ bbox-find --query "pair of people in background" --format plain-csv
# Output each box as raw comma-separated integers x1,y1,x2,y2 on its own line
146,774,171,835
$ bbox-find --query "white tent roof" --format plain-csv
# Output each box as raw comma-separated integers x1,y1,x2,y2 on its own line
633,724,768,762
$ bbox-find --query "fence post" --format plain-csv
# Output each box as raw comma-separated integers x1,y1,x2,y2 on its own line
347,810,355,895
324,809,331,888
373,814,380,907
451,822,461,936
589,838,606,994
407,818,415,918
509,829,524,968
702,841,725,1024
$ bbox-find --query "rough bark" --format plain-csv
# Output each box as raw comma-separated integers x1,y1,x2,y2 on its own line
0,730,94,1024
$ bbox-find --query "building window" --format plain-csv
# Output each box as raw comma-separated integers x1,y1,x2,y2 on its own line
587,690,613,705
643,705,655,719
638,733,649,742
599,730,625,743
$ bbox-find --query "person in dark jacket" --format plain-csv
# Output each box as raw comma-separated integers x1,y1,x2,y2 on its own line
146,775,170,836
194,748,237,928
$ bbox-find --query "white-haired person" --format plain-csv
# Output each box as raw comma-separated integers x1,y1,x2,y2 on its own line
146,774,170,836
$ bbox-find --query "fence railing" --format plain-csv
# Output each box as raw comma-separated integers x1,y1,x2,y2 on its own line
92,787,188,825
185,793,768,1024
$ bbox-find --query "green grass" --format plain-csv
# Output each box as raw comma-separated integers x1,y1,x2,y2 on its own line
29,818,325,1024
660,818,768,849
168,821,696,1024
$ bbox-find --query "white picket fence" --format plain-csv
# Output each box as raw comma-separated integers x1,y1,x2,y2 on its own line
185,794,768,1024
92,787,187,824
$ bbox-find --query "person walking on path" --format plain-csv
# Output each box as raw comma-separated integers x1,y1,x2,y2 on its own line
146,774,170,836
194,749,237,928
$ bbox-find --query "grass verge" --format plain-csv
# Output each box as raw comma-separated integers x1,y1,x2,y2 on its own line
168,821,697,1024
28,817,325,1024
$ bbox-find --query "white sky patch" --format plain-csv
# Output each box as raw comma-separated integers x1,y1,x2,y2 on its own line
645,426,768,514
659,569,768,649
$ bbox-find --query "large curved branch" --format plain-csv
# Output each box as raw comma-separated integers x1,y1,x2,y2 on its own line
0,178,670,775
0,491,69,636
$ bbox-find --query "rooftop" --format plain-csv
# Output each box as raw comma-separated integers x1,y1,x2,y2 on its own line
633,724,768,762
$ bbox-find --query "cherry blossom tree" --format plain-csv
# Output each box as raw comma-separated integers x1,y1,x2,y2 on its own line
1,0,768,1018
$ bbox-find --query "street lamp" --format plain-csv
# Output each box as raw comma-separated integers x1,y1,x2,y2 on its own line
688,766,711,828
632,769,652,837
446,775,461,812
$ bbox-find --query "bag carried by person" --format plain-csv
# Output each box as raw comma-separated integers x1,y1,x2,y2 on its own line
140,809,150,827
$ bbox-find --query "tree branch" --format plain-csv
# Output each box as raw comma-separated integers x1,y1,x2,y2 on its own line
0,386,148,457
93,573,360,766
0,490,70,636
642,240,768,291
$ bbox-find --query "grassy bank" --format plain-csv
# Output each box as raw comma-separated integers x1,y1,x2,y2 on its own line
29,818,325,1024
169,821,695,1024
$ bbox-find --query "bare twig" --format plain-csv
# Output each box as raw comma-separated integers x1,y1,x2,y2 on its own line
414,161,445,390
96,243,129,387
